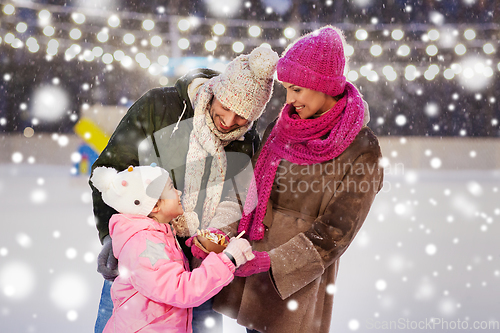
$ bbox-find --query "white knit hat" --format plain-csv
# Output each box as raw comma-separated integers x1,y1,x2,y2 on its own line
211,46,279,122
91,165,170,216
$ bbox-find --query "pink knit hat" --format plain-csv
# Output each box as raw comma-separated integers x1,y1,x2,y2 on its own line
277,26,347,97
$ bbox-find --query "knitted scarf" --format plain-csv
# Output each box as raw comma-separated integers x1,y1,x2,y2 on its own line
182,80,252,236
238,82,366,240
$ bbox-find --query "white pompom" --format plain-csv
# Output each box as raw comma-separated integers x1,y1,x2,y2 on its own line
90,167,118,193
248,46,279,79
172,212,200,237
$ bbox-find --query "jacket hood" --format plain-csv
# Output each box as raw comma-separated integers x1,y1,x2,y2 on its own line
109,214,168,258
175,68,220,114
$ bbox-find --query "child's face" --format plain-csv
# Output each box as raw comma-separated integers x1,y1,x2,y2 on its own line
154,178,183,224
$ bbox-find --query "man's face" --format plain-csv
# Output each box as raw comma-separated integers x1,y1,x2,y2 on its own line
209,98,249,134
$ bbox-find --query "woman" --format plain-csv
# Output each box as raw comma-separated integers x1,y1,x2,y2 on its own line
212,26,384,333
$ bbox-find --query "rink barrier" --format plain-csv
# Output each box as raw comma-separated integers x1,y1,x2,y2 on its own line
1,134,499,170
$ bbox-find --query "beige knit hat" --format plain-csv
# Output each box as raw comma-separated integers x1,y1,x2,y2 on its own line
211,46,279,122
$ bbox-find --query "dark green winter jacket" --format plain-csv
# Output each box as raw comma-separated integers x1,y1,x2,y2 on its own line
90,68,260,244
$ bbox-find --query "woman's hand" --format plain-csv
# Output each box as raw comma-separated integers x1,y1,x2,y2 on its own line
185,228,229,260
234,251,271,277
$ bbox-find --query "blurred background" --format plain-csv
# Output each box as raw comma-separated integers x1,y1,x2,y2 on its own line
0,0,499,332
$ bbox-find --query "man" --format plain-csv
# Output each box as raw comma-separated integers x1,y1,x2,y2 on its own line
90,46,279,333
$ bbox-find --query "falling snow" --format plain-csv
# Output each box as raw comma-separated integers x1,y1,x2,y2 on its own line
2,158,495,332
1,1,500,332
6,148,500,332
0,164,102,332
336,164,500,332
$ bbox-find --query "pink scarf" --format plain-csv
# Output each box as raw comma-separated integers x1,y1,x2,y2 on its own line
238,82,366,240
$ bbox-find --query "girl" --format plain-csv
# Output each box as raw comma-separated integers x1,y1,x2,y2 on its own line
91,165,254,333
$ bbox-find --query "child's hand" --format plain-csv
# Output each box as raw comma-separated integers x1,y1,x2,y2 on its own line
223,238,255,268
185,234,208,260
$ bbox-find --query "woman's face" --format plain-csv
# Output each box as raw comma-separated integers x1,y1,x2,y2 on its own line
282,82,337,119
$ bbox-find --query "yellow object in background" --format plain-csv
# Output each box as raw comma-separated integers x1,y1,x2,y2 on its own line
74,117,110,153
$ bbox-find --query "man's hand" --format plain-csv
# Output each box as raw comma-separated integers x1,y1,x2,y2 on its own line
185,235,209,260
97,235,119,281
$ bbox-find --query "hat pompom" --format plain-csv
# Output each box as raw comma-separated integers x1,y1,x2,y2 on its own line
248,46,279,80
209,45,277,122
91,167,118,192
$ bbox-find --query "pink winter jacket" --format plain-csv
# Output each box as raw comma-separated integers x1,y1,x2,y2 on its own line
103,214,235,333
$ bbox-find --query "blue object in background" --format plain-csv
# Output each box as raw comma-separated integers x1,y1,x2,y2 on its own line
75,143,99,175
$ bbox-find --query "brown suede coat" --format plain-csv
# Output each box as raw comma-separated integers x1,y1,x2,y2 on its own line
213,125,383,333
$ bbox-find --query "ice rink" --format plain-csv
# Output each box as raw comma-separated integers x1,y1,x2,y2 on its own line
1,0,498,331
1,153,499,332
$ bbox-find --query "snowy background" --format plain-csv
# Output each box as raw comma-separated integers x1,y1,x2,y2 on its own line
2,138,499,333
1,0,500,332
